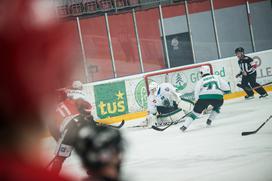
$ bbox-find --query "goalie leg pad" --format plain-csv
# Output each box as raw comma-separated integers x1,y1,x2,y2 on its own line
146,114,157,128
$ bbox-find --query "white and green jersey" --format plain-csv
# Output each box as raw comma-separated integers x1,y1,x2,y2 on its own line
147,83,178,115
194,74,230,100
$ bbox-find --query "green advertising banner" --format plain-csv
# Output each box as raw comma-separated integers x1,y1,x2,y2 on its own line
94,81,128,119
134,79,148,109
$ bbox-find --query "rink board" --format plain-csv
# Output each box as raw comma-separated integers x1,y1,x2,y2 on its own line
88,49,272,124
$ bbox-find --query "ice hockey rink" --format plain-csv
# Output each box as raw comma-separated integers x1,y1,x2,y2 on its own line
42,93,272,181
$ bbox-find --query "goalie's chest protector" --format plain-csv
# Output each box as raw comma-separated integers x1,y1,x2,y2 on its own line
156,83,175,104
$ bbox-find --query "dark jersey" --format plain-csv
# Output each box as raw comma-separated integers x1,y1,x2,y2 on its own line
238,56,256,75
61,114,95,146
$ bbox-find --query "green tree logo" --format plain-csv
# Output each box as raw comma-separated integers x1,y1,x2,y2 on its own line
173,73,187,91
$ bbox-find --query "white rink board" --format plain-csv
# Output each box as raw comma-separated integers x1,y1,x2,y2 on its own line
83,49,272,120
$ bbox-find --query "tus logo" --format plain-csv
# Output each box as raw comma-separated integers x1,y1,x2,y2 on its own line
94,81,128,119
98,90,126,115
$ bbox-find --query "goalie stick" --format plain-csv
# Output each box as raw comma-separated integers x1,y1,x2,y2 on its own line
241,115,272,136
151,112,190,131
151,122,174,131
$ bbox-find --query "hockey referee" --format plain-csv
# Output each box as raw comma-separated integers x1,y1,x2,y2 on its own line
235,47,268,99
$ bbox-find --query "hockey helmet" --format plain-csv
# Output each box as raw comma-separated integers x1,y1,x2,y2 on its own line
72,80,83,90
235,47,244,54
200,65,211,76
74,124,124,170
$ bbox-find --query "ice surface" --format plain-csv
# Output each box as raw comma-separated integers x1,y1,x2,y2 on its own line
42,94,272,181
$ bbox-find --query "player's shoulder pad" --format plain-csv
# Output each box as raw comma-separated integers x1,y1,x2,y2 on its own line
244,56,253,61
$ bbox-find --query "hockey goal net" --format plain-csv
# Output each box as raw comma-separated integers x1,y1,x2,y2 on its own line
144,63,213,102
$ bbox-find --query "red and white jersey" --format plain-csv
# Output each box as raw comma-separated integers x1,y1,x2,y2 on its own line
57,88,91,104
55,99,81,133
55,98,92,131
51,88,92,140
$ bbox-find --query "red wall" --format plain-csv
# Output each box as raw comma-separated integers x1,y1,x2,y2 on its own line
72,0,265,82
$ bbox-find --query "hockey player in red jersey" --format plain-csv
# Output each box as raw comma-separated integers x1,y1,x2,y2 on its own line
49,81,94,175
50,81,92,140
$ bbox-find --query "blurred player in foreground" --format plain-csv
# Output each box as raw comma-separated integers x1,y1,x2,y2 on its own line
0,0,77,180
180,66,230,132
143,82,194,127
74,124,124,181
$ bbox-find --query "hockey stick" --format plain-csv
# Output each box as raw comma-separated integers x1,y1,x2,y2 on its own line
151,112,190,131
241,115,272,136
97,120,125,129
237,81,272,92
151,122,174,131
108,120,125,129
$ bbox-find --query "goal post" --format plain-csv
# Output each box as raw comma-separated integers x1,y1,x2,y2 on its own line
144,63,213,102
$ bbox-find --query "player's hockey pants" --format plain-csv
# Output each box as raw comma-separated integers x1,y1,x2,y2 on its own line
194,99,223,114
240,72,267,96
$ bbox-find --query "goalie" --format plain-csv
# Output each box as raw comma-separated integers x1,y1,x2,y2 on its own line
144,81,194,127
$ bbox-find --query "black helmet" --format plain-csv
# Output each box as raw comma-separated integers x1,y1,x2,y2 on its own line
74,124,124,170
235,47,244,54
